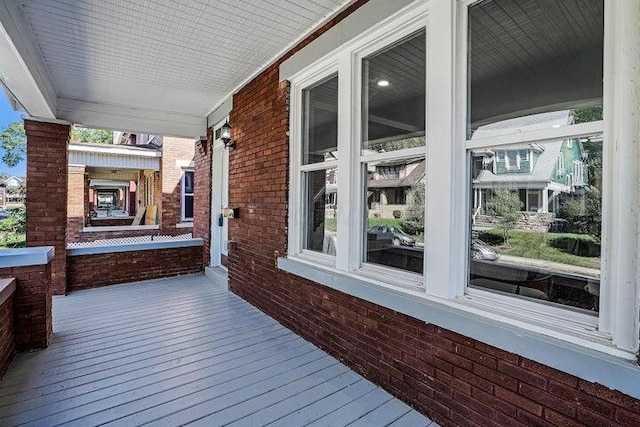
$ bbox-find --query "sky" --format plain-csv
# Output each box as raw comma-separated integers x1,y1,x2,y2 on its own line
0,92,26,177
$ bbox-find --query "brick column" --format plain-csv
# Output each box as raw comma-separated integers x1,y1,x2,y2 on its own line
66,165,87,244
24,119,71,295
0,262,52,351
194,130,212,266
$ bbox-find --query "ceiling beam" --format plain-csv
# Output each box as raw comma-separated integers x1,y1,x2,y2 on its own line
0,0,56,118
57,98,206,138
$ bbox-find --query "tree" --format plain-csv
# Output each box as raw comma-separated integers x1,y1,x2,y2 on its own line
0,121,26,167
404,181,425,235
71,127,113,144
485,188,523,247
0,122,114,170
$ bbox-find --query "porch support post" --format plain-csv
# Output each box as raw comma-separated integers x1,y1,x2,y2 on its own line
542,188,549,214
24,118,71,295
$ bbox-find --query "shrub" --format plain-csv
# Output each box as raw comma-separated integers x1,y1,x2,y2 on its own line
548,234,600,257
392,210,402,219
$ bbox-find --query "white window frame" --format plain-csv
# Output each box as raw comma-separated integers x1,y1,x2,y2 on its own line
181,169,194,222
289,3,428,287
285,0,639,362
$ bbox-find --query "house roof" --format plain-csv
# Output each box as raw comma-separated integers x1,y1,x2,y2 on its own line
471,110,572,139
368,159,425,189
474,140,563,185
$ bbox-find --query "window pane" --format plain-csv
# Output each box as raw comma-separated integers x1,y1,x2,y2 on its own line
470,134,602,312
184,195,194,219
184,171,194,194
365,157,425,274
303,75,338,165
467,0,604,139
362,30,426,154
304,168,337,254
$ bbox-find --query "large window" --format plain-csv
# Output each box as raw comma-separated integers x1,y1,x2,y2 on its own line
301,74,338,255
362,30,426,274
286,0,638,358
467,0,604,313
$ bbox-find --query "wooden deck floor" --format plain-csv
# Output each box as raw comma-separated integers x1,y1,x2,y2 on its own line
0,274,435,426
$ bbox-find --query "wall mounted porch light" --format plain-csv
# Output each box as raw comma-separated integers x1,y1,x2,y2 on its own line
220,120,235,150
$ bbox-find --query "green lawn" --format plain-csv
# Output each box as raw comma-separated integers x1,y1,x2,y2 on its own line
0,233,26,249
478,229,600,269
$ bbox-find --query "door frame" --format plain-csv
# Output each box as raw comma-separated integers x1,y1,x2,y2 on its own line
210,118,230,268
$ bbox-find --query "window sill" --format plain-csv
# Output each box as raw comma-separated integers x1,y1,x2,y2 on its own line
176,222,194,229
278,256,640,399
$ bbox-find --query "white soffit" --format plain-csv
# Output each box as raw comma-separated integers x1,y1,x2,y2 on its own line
69,144,160,171
2,0,352,135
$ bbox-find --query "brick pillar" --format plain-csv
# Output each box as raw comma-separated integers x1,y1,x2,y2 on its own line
0,263,52,351
66,165,86,244
25,119,71,295
194,130,212,266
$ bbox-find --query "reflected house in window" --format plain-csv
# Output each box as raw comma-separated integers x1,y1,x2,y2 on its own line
471,111,589,229
368,159,425,219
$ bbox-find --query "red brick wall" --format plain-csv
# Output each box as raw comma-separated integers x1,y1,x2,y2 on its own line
67,164,87,243
67,246,203,291
224,1,640,425
160,137,195,235
0,290,15,378
193,130,212,266
25,119,70,295
0,264,52,352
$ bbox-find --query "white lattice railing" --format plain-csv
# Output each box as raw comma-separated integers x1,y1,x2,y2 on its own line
67,233,193,249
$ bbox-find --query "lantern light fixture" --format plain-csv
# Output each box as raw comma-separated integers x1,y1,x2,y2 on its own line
220,120,235,149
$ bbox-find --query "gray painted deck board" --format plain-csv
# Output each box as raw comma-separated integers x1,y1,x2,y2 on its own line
0,274,431,426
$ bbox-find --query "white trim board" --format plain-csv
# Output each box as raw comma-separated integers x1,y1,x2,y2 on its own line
0,246,54,268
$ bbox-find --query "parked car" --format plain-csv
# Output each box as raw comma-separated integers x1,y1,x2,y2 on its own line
471,238,499,261
368,225,416,246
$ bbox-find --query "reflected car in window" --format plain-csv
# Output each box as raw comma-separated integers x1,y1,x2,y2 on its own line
368,225,416,246
471,238,499,261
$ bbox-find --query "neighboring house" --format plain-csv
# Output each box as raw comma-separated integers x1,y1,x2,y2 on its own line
368,159,425,219
66,135,195,243
472,111,589,215
1,176,25,207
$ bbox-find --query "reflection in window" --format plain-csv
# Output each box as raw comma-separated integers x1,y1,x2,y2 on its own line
470,131,603,312
467,0,603,312
303,74,338,165
365,158,425,274
467,0,604,138
362,30,426,153
304,168,337,254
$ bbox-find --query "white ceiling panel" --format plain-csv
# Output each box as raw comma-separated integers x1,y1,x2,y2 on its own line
15,0,350,121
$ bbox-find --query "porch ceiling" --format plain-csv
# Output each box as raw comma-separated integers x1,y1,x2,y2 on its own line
0,0,352,137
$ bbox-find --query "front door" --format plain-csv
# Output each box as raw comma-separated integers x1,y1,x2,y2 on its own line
210,121,229,268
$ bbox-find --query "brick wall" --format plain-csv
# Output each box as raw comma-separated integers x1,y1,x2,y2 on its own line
224,1,640,425
67,164,87,243
0,264,52,352
0,288,15,378
25,120,70,295
67,245,203,291
193,130,212,267
160,137,195,235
